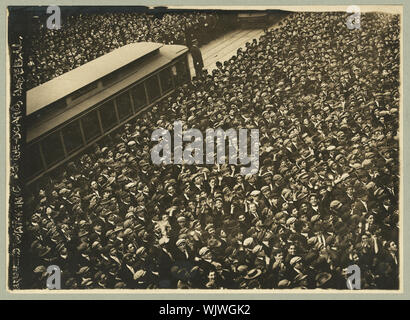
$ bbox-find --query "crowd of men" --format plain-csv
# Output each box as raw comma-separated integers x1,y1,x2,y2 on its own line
24,11,400,290
27,11,228,89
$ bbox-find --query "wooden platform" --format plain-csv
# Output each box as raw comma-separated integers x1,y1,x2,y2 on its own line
188,28,263,77
188,19,284,77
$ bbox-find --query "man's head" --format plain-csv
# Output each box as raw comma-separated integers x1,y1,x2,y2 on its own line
388,241,397,252
309,194,318,206
288,244,296,256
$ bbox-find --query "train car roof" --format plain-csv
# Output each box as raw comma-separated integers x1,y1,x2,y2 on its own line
26,42,172,116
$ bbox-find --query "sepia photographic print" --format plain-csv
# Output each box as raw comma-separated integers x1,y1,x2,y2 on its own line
7,5,402,292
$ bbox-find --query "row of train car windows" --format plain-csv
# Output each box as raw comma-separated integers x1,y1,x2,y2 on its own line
25,60,190,179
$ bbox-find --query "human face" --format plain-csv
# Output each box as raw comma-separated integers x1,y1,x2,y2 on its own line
195,176,203,185
204,250,212,260
167,185,175,195
208,271,215,281
215,200,223,209
177,241,186,250
367,215,374,224
288,245,296,256
309,195,318,206
274,252,283,261
263,175,272,185
188,202,196,211
389,242,397,252
127,243,135,252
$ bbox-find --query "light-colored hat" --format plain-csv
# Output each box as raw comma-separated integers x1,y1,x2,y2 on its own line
176,239,186,246
199,247,210,256
252,245,263,254
286,217,297,225
330,200,343,210
135,247,146,255
243,237,254,247
250,190,261,197
133,270,146,280
290,256,302,266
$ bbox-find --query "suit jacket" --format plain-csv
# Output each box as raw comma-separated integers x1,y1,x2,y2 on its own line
190,45,204,69
172,246,195,269
155,246,176,287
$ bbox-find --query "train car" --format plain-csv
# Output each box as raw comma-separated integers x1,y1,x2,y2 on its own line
25,42,190,185
237,12,269,28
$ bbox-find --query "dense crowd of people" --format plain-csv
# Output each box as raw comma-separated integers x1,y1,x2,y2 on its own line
27,11,230,89
24,11,400,290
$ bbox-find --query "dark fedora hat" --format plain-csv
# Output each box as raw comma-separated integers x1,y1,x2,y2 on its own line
208,238,222,248
38,246,51,257
315,272,332,288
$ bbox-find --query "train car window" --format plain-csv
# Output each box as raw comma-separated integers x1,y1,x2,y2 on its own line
159,67,173,93
24,143,44,178
62,120,84,153
99,100,118,132
116,92,133,120
81,110,101,142
146,75,161,102
42,131,65,166
131,83,147,110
